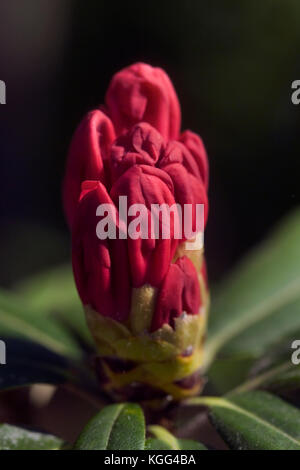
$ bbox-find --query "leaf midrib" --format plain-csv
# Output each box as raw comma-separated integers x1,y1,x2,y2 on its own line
105,404,125,449
228,362,293,395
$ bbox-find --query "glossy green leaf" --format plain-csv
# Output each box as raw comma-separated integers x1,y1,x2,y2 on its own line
205,210,300,368
189,391,300,450
74,403,145,450
148,425,207,450
0,423,64,450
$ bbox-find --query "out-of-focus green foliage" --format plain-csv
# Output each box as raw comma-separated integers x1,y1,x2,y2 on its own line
206,209,300,366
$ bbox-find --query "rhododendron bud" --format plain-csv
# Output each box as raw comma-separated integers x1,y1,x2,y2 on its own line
63,110,116,227
63,63,210,401
105,62,181,140
110,122,164,181
72,180,131,322
110,164,178,288
179,130,209,191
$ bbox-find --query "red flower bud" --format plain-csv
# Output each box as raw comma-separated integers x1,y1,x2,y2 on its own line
179,130,209,191
110,164,178,288
63,63,210,400
105,62,181,140
63,110,115,227
110,122,164,181
158,140,209,230
72,180,131,322
151,256,201,332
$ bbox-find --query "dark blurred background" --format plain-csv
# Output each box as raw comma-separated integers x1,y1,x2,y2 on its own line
0,0,299,286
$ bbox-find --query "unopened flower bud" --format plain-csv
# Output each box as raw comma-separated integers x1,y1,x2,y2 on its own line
64,63,210,400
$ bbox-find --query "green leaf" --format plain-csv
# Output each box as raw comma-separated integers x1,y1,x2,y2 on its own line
189,391,300,450
269,367,300,392
230,361,300,395
148,425,207,450
74,403,145,450
0,423,64,450
205,209,300,368
221,335,300,395
17,264,79,311
178,439,207,450
0,338,71,391
16,264,92,347
145,438,173,450
0,287,85,359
